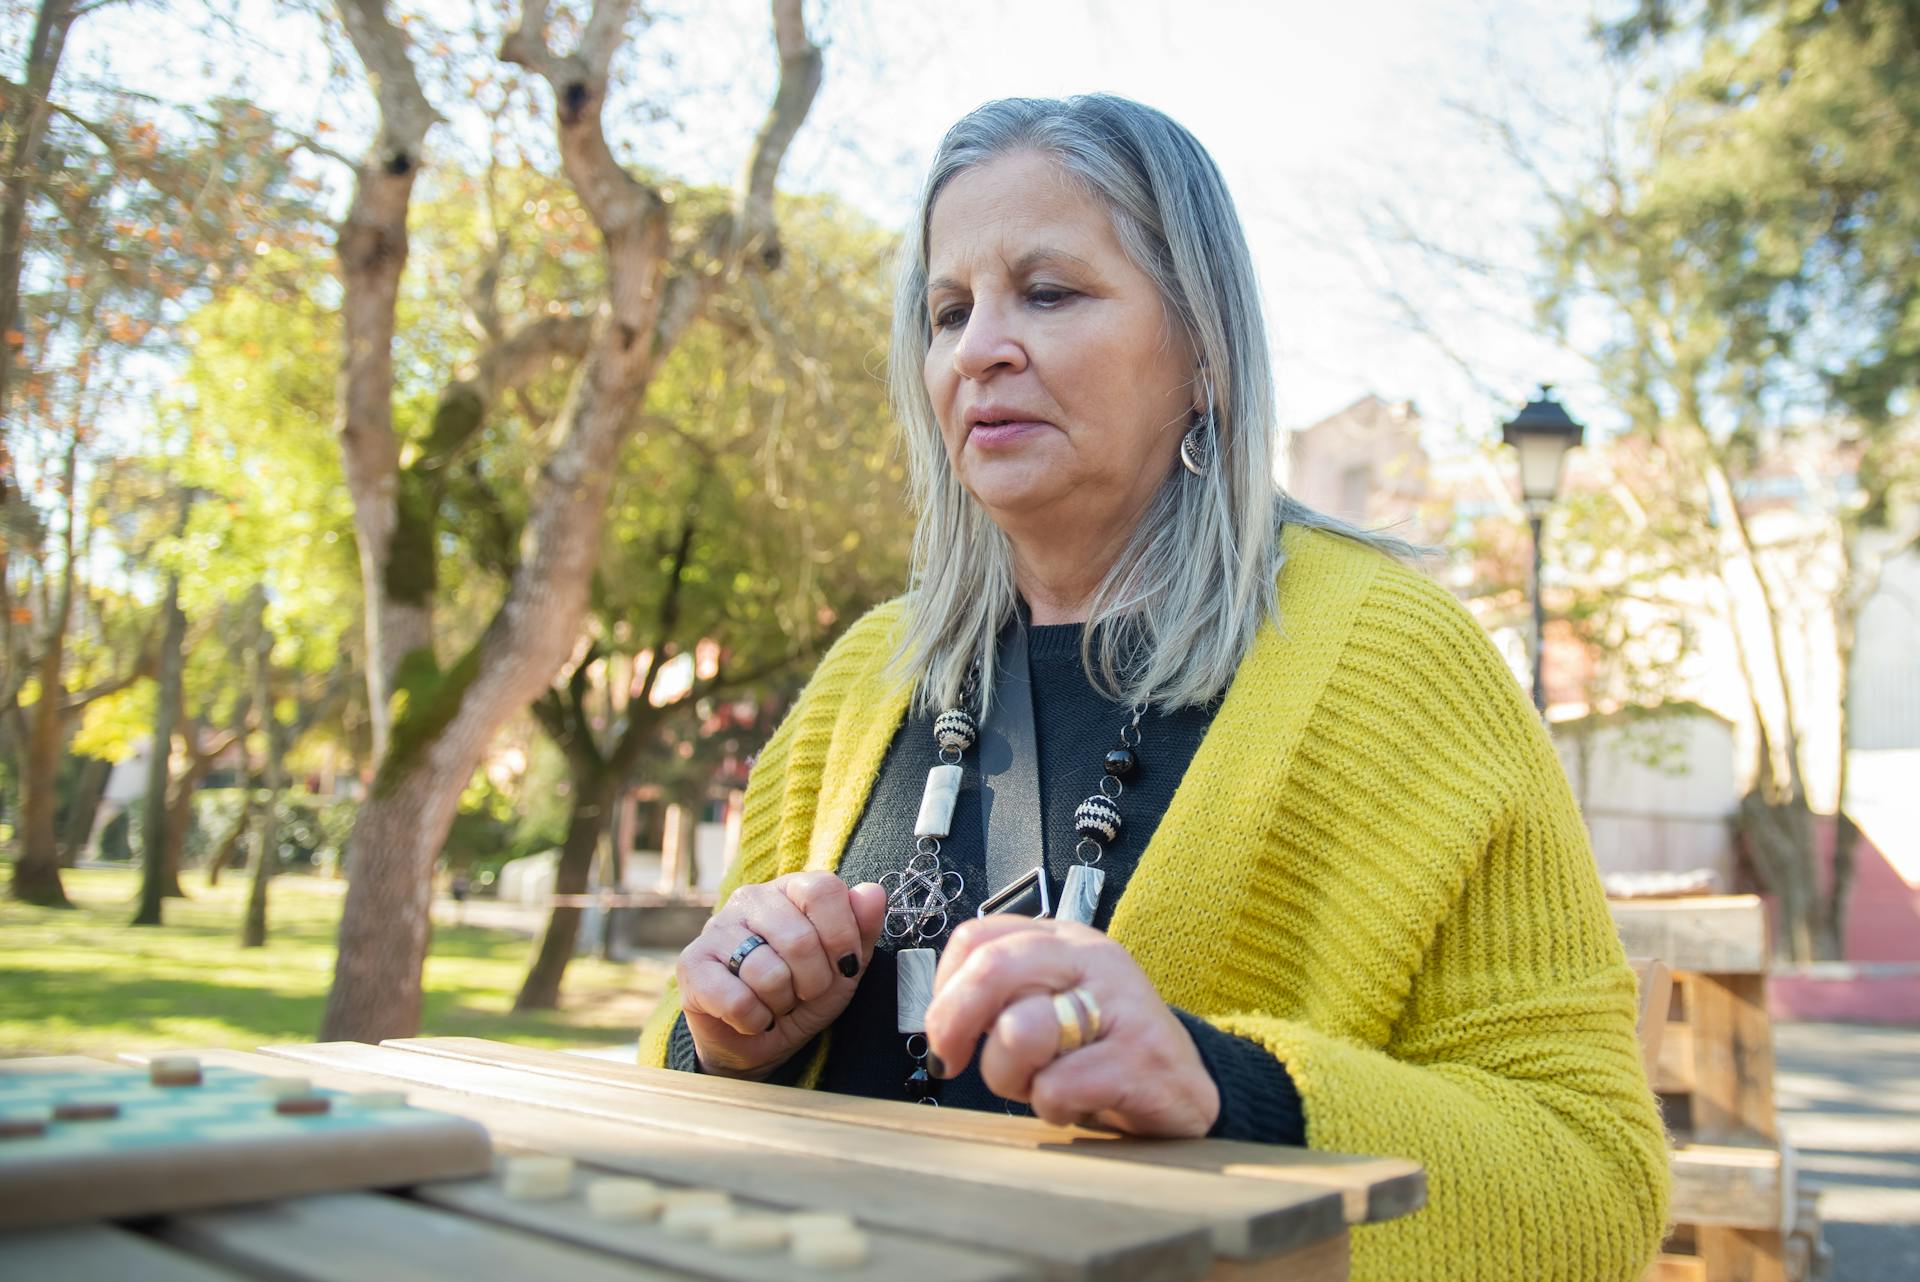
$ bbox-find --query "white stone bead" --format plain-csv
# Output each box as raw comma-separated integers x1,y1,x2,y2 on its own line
896,947,936,1033
913,764,964,839
1057,864,1105,927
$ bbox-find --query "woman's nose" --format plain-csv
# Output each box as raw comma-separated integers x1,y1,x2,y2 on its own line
951,299,1027,381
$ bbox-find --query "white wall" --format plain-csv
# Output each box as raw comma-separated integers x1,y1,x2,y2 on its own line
1555,712,1740,883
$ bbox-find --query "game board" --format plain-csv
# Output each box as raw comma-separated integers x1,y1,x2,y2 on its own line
0,1057,492,1231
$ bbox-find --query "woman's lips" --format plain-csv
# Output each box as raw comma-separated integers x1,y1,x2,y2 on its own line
968,420,1049,448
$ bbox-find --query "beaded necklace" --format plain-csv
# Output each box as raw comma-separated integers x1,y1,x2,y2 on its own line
881,660,1148,1104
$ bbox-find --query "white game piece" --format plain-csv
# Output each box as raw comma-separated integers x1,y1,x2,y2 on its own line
659,1189,733,1237
791,1228,871,1270
709,1215,788,1254
585,1177,661,1221
342,1090,410,1111
500,1155,574,1201
784,1211,858,1236
249,1076,311,1098
148,1056,203,1087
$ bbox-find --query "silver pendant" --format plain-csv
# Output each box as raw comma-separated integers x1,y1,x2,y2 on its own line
914,763,964,839
896,948,936,1033
1057,863,1105,927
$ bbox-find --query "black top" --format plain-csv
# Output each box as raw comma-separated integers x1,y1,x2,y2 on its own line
669,621,1305,1144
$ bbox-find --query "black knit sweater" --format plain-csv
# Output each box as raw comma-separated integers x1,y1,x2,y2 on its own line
668,621,1305,1144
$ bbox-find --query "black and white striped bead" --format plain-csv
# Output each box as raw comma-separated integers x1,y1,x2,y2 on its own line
933,708,978,753
1074,795,1122,844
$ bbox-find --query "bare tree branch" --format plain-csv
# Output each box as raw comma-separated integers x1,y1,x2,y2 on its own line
335,0,441,176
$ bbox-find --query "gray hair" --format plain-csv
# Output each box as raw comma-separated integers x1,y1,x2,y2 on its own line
889,94,1415,713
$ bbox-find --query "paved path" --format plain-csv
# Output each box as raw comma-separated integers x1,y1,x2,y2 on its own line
1775,1021,1920,1281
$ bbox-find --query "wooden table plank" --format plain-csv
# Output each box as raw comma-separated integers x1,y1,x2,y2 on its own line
159,1048,1184,1282
157,1192,694,1282
1608,897,1769,975
264,1040,1344,1264
1204,1232,1349,1282
388,1036,1422,1225
1669,1141,1786,1230
0,1224,255,1282
1686,973,1778,1143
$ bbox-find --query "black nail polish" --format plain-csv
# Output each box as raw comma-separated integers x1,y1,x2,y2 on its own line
928,1052,948,1079
766,1015,778,1032
838,953,860,978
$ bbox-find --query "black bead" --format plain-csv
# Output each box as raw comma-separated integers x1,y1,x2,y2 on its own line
1104,747,1137,777
905,1066,936,1103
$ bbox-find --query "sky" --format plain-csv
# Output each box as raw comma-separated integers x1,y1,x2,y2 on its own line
59,0,1638,447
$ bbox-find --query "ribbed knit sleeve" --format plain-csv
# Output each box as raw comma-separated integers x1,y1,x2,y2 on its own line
1198,561,1670,1281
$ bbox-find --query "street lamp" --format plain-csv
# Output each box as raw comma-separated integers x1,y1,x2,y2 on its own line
1501,387,1584,714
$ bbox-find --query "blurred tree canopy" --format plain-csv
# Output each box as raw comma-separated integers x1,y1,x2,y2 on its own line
1538,0,1920,957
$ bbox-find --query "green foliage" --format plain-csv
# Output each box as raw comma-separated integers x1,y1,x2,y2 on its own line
599,192,912,680
70,682,156,761
190,789,358,872
1569,1,1920,458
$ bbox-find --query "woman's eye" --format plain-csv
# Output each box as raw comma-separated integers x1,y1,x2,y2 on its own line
1028,286,1072,307
932,304,968,330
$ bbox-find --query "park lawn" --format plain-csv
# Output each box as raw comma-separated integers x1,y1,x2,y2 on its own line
0,866,672,1058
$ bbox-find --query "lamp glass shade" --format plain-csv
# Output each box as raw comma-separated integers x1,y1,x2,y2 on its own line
1514,431,1573,504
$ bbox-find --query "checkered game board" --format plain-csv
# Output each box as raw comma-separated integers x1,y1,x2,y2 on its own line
0,1059,492,1231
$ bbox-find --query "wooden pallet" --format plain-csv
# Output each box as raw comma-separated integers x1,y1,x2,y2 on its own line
1612,896,1828,1282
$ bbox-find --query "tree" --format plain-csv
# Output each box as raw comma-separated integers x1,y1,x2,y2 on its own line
1537,0,1920,957
319,0,824,1042
512,201,912,1007
4,11,320,905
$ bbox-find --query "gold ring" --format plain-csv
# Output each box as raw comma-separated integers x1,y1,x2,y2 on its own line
1067,986,1103,1041
1053,992,1087,1054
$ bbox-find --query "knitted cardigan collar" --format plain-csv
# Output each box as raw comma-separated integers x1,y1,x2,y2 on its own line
793,524,1380,1010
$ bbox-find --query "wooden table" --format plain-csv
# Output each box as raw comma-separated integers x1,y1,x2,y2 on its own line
1,1037,1424,1282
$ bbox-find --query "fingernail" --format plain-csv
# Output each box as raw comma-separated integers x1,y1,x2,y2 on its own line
838,953,860,978
766,1015,778,1032
928,1052,948,1079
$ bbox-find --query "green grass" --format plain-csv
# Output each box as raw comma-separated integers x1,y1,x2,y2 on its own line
0,866,672,1058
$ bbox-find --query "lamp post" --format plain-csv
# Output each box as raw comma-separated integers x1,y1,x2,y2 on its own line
1501,387,1584,715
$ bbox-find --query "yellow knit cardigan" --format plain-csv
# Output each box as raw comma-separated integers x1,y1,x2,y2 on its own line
639,525,1671,1281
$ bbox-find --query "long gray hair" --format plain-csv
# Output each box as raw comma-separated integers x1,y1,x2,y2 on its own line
890,94,1412,713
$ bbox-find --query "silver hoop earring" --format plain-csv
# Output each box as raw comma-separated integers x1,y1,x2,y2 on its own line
1180,379,1215,477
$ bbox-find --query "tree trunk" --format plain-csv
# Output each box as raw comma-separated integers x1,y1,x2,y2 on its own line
57,754,109,866
131,573,187,927
241,605,283,948
13,669,70,906
205,786,255,888
320,744,471,1037
241,787,281,947
331,0,439,765
0,0,77,431
515,768,614,1012
318,0,820,1044
9,429,80,908
158,736,216,899
1738,776,1819,963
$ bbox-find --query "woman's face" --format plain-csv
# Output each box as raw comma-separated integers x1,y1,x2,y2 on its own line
922,151,1199,537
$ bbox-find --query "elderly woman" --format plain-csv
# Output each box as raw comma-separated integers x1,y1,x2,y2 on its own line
639,94,1668,1279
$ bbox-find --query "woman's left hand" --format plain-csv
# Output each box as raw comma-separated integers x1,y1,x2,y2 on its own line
924,915,1220,1137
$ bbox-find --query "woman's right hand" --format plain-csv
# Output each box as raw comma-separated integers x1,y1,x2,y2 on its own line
677,872,888,1079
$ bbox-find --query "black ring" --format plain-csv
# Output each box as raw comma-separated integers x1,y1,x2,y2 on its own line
725,933,768,976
